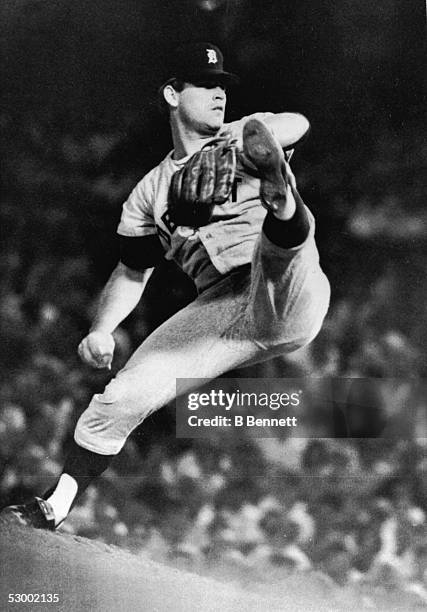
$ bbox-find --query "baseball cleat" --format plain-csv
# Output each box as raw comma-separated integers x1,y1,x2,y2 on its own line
242,118,289,216
0,497,56,531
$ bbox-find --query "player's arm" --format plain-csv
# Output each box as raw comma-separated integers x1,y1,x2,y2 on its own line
90,262,153,335
78,173,164,369
79,169,166,369
78,263,154,370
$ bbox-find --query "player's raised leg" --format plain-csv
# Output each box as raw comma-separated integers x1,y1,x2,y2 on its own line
243,118,295,220
242,118,330,350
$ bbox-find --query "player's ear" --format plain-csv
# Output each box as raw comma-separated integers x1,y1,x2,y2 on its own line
163,84,179,109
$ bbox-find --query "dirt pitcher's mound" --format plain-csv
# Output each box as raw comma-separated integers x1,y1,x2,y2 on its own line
0,518,422,612
0,518,276,612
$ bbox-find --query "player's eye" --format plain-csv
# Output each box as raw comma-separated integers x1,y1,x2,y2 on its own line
194,79,226,91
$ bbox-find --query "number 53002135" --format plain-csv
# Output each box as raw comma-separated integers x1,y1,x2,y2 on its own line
8,593,59,603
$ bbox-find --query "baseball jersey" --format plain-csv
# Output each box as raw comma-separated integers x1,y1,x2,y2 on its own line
117,112,310,281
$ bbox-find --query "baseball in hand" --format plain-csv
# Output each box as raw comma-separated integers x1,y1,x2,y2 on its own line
78,331,115,369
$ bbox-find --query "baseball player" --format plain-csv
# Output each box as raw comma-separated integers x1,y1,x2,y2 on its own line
1,42,330,530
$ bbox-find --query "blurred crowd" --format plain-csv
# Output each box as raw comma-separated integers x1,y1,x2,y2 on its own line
0,117,426,607
1,392,426,605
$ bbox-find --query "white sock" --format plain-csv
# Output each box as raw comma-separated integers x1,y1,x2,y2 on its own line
46,474,78,526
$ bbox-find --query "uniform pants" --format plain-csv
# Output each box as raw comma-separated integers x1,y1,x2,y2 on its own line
74,225,330,455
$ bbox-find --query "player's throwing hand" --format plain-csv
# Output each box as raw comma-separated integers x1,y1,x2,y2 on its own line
78,331,115,369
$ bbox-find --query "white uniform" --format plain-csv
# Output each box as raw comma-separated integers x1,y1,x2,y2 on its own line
117,113,272,284
74,112,330,455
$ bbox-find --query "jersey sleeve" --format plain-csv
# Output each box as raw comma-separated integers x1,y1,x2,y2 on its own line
117,177,165,270
119,234,164,270
117,178,157,238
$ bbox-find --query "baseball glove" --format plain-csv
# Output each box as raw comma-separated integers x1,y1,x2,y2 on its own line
168,134,238,228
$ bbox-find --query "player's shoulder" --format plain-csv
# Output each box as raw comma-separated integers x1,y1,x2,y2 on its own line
131,151,175,195
142,151,175,182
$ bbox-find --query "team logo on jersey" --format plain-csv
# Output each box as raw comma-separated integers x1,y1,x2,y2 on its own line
206,49,218,64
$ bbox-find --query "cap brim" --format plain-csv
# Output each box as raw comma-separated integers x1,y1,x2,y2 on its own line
159,70,239,91
189,70,240,86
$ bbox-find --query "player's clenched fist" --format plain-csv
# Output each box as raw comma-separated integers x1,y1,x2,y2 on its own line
78,331,115,369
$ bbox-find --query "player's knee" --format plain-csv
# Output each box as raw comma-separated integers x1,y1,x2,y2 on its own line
290,316,325,351
73,379,149,455
94,377,146,416
302,279,330,341
268,274,330,350
268,319,323,354
97,378,126,405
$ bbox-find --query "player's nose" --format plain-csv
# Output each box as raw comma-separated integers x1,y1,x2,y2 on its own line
213,87,226,101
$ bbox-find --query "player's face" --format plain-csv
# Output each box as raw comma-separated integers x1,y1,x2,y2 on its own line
176,80,227,135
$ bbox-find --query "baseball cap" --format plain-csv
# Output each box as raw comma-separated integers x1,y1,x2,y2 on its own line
160,42,239,88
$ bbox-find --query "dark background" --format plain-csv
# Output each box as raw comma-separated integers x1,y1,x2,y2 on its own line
0,0,426,596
